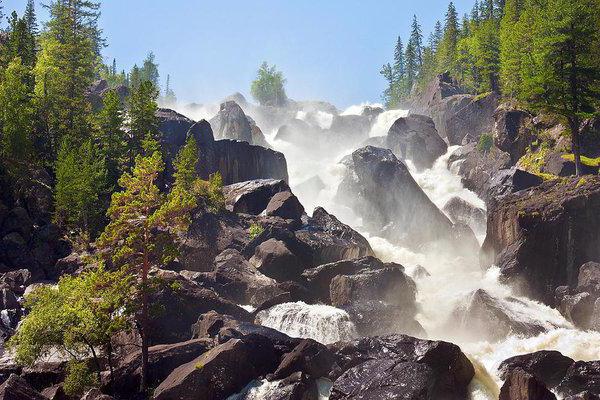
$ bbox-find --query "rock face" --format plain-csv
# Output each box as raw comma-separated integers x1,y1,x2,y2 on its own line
265,191,305,221
223,179,290,214
385,114,447,170
153,336,280,400
499,350,575,389
487,168,544,202
188,120,289,185
446,92,500,145
328,334,475,400
557,360,600,397
493,106,535,164
443,196,486,235
337,146,475,251
0,374,47,400
210,101,254,143
499,368,557,400
555,261,600,330
481,176,600,304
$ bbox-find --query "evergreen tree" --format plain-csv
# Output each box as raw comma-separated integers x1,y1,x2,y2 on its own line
437,2,459,73
141,51,159,87
34,0,101,157
250,62,287,106
430,21,443,52
128,80,159,164
404,40,418,92
499,0,525,96
163,74,177,107
129,64,141,91
97,149,196,393
473,19,501,92
380,62,395,107
96,90,127,186
54,139,108,237
408,15,423,69
521,0,600,176
0,57,35,182
5,12,36,69
471,0,481,24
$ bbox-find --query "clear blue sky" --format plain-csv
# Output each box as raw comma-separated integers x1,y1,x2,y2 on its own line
5,0,472,108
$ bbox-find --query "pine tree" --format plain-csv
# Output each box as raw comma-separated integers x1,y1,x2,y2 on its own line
408,15,423,69
0,57,35,182
404,40,418,92
430,21,443,52
34,0,101,157
24,0,38,36
97,149,196,393
471,0,481,24
96,90,127,186
521,0,600,176
437,2,459,73
141,51,159,87
380,63,395,107
472,19,501,92
5,12,36,69
128,80,159,164
499,0,525,96
163,74,177,107
129,64,141,91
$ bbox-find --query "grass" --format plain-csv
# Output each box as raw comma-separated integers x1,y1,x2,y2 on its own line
517,144,553,179
561,153,600,167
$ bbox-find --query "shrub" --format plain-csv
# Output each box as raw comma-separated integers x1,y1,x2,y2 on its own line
63,360,98,396
477,133,494,153
249,223,264,239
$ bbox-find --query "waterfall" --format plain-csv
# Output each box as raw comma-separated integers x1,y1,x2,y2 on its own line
368,109,410,137
255,302,358,344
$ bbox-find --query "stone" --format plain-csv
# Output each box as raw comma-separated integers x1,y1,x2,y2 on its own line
271,339,336,380
0,374,47,400
558,361,600,397
446,92,500,145
210,101,254,143
250,239,306,283
499,350,574,388
266,192,305,221
578,262,600,289
442,196,487,235
494,106,535,164
499,368,557,400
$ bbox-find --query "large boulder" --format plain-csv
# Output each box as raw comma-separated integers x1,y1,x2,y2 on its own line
328,334,474,400
445,92,500,145
481,176,600,304
157,108,196,158
0,374,47,400
249,239,306,283
270,338,336,380
337,146,475,251
499,350,574,389
210,101,254,143
442,196,486,236
487,168,543,203
555,261,600,330
265,192,305,221
557,361,600,397
499,368,557,400
275,119,323,147
385,114,447,170
223,179,290,215
494,106,535,164
153,336,280,400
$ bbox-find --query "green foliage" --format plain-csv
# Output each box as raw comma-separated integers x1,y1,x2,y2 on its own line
0,57,35,182
251,62,287,106
54,139,108,237
63,360,98,396
5,10,37,69
477,133,494,153
96,89,127,186
561,154,600,167
196,173,225,213
173,135,199,192
8,266,133,384
249,223,264,239
128,80,159,163
141,52,160,87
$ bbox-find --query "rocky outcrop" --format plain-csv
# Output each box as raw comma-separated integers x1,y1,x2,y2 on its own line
487,168,544,203
499,350,575,389
265,192,305,221
337,146,477,251
555,261,600,330
493,106,535,164
557,361,600,397
446,92,500,145
385,114,447,170
249,239,306,283
499,368,557,400
87,79,129,111
328,334,475,400
210,101,254,143
0,374,47,400
481,176,600,304
443,196,486,236
188,120,289,185
223,179,290,215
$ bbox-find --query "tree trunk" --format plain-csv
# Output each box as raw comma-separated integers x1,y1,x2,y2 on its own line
569,116,582,176
139,234,150,394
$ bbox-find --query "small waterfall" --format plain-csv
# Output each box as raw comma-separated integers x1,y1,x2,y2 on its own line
255,302,358,344
368,109,409,137
229,378,332,400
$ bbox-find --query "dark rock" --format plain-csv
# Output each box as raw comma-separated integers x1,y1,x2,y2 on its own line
295,207,374,266
210,101,253,143
386,114,447,170
442,196,486,235
40,385,68,400
148,270,252,344
337,146,469,251
271,339,336,380
451,289,548,342
0,374,47,400
1,233,35,271
481,176,600,304
558,361,600,397
235,372,319,400
499,350,574,388
223,179,291,215
266,192,305,221
446,92,500,145
110,339,212,397
494,106,535,164
153,336,280,400
499,368,557,400
20,362,65,392
342,300,426,338
80,388,113,400
0,288,18,310
1,207,32,240
543,152,599,177
558,292,597,330
0,269,31,295
488,168,543,200
329,334,474,399
157,108,195,158
578,262,600,289
250,239,306,283
50,252,85,279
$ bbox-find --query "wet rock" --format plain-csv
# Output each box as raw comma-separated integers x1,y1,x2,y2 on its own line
0,374,47,400
386,114,447,170
558,361,600,397
499,368,557,400
446,92,500,145
20,362,66,392
250,281,314,312
40,385,67,400
81,388,113,400
499,350,574,388
250,239,306,283
578,262,600,290
328,334,474,399
271,339,336,380
109,339,212,397
0,288,18,310
342,301,425,338
481,176,600,304
266,192,305,221
558,292,597,329
1,233,35,270
0,269,31,295
295,207,374,266
451,289,548,342
442,196,486,234
487,168,543,201
337,146,468,251
153,336,280,400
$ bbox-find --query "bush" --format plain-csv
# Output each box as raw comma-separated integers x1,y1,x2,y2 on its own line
249,223,264,239
477,133,494,153
63,360,98,396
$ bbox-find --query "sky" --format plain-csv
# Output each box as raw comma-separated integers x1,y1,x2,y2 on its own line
4,0,473,109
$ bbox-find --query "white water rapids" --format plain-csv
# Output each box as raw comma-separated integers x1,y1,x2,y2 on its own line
193,101,600,399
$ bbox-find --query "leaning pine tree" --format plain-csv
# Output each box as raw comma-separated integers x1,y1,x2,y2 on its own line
97,145,196,393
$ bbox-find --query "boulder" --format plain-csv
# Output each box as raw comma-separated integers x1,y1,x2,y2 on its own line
250,239,306,283
0,374,47,400
558,361,600,397
295,207,374,266
80,388,113,400
481,176,600,304
442,197,486,236
1,207,32,240
328,114,371,145
499,350,574,389
499,368,557,400
342,300,426,338
1,233,35,271
451,289,548,342
487,168,543,202
558,292,597,329
20,362,66,392
235,372,319,400
270,339,336,380
494,106,535,164
328,334,474,400
578,262,600,289
157,108,195,158
446,92,500,145
153,336,280,400
336,146,470,251
0,269,31,295
386,114,447,170
275,119,323,147
294,176,326,199
210,101,254,143
223,179,291,215
265,192,305,221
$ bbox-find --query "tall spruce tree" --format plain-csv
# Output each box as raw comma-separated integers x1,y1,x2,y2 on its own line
128,80,159,164
437,2,459,73
499,0,525,96
521,0,600,176
408,15,423,69
141,51,159,87
96,90,127,186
